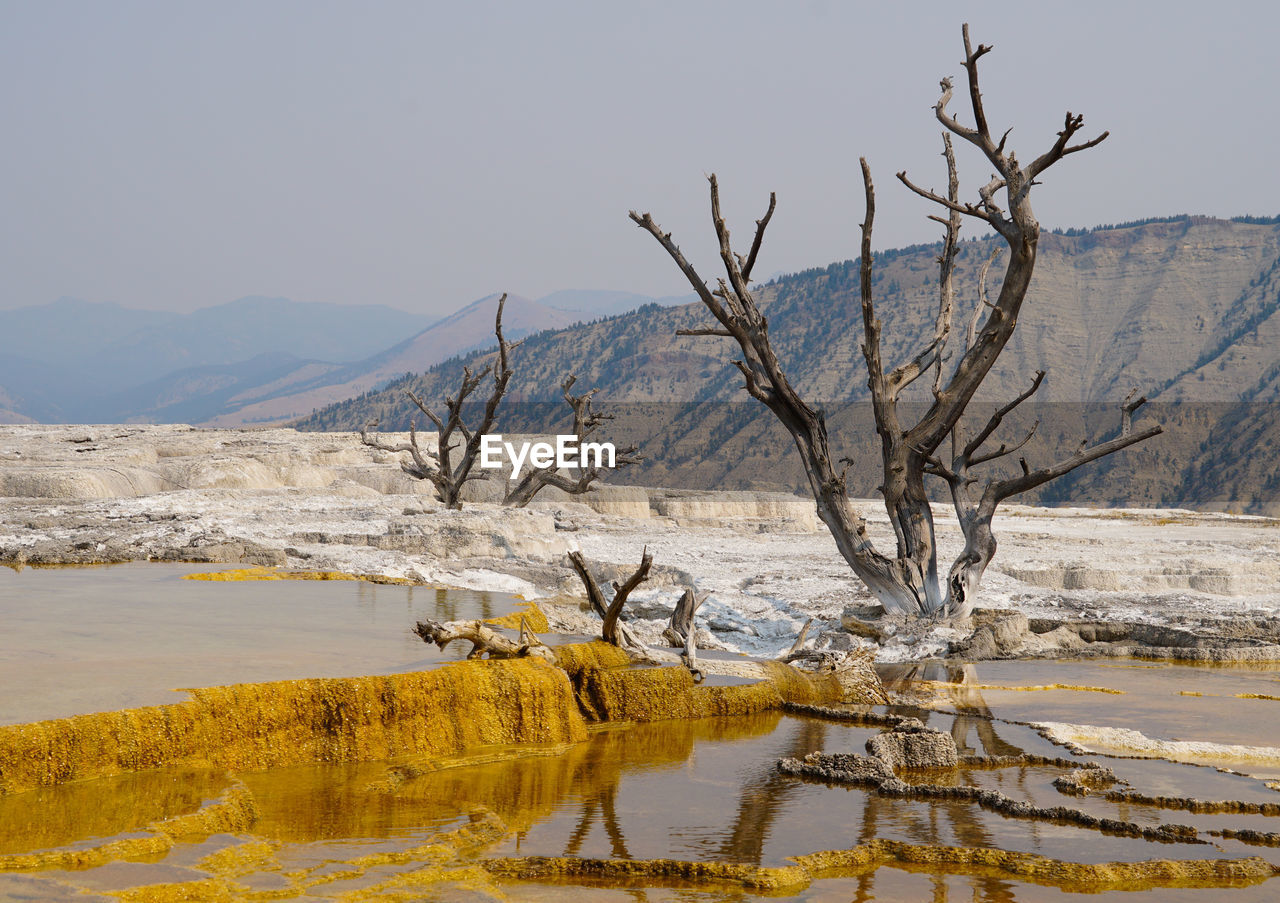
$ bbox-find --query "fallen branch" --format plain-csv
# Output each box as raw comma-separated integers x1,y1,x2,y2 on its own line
413,618,555,661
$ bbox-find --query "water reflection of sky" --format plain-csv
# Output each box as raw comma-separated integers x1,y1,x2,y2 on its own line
0,562,517,724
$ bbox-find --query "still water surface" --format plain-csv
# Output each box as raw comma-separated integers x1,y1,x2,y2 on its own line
0,562,520,724
2,565,1279,901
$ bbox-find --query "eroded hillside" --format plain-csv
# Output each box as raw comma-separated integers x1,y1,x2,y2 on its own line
299,217,1280,512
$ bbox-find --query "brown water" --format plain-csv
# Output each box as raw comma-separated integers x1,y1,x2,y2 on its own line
0,562,522,724
882,659,1280,778
884,658,1280,743
2,566,1279,900
4,704,1278,900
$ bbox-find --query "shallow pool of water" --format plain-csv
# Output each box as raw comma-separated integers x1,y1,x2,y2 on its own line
3,566,1280,901
4,701,1278,901
882,659,1280,778
0,562,523,724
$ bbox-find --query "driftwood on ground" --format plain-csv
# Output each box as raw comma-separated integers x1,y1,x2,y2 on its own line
413,617,555,661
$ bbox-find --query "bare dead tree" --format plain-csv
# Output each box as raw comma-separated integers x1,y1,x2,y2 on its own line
663,587,706,681
567,548,651,650
661,588,704,647
629,24,1161,620
502,375,643,507
360,294,519,510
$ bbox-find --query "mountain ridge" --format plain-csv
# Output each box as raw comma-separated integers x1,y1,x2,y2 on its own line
0,290,681,425
296,216,1280,512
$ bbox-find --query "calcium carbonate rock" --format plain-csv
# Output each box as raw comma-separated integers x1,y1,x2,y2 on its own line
581,486,651,518
0,467,169,499
647,489,816,530
866,721,958,769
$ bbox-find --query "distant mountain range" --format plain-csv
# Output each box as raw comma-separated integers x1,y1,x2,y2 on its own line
197,294,582,426
297,215,1280,513
13,215,1280,511
0,290,678,425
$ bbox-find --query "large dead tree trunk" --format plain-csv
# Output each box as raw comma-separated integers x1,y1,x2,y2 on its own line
360,294,519,509
630,24,1160,620
502,375,642,507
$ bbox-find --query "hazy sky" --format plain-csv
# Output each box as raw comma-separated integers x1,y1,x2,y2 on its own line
2,1,1277,316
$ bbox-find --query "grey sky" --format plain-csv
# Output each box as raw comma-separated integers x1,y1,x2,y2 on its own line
2,1,1276,316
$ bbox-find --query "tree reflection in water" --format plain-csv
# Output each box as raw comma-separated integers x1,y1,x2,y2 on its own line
717,716,829,864
564,776,630,860
508,665,1186,901
851,662,1036,901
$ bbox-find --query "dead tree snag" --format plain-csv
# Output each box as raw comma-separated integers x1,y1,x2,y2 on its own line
568,549,716,682
502,375,642,507
360,294,518,509
662,588,704,648
630,24,1160,619
567,549,651,650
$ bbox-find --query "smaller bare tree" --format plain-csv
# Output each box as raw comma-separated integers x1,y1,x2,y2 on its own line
567,548,706,680
360,294,518,510
503,375,643,507
567,549,651,650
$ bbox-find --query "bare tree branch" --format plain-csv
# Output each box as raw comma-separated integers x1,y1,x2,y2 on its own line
1026,111,1110,181
603,547,653,647
503,374,641,507
1121,388,1147,435
896,170,1006,233
858,158,887,400
567,551,610,620
989,423,1161,504
676,327,736,337
960,26,997,148
932,134,962,397
962,370,1046,462
968,420,1039,468
360,294,516,509
965,246,1002,351
787,618,815,657
627,212,724,322
740,192,777,283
